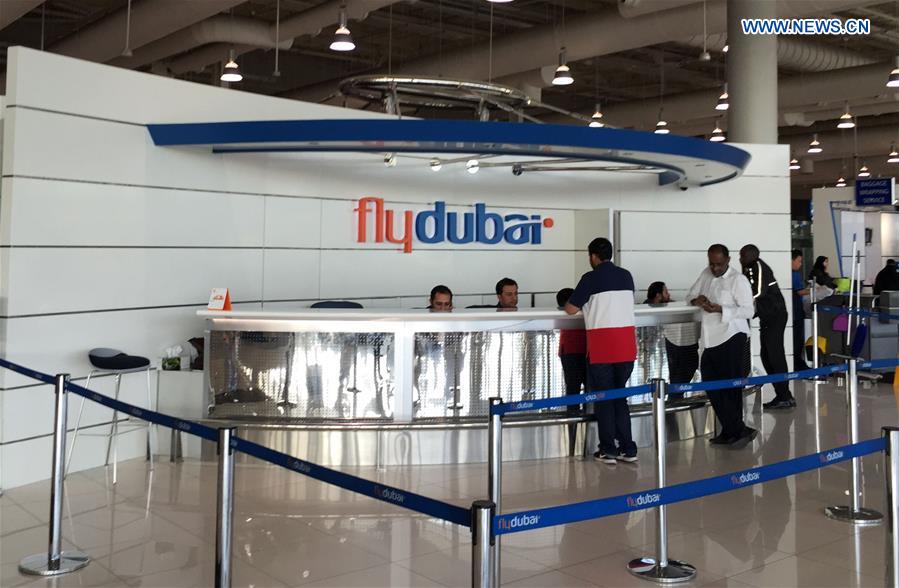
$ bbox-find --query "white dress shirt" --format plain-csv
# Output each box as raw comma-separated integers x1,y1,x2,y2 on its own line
686,265,754,349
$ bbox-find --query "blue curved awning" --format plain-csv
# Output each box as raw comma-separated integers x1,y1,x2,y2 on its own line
146,119,752,187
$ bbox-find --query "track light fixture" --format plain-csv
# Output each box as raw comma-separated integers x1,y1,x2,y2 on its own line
330,4,355,52
808,134,822,154
837,103,855,129
220,49,242,82
709,121,726,142
715,84,729,111
552,47,573,86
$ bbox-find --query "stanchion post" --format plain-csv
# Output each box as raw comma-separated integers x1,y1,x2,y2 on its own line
884,427,899,588
216,427,237,588
628,379,695,583
19,374,90,576
471,500,495,588
487,397,502,587
810,279,820,373
825,358,883,525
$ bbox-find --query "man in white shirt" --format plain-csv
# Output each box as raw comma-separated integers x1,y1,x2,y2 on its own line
687,244,757,449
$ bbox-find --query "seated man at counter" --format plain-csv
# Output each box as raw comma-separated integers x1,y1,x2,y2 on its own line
496,277,518,309
645,281,699,402
687,244,757,449
564,237,639,464
428,285,453,311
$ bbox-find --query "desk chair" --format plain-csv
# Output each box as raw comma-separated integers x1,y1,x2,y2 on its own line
66,348,155,484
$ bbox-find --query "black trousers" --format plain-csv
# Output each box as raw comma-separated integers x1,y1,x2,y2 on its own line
760,311,792,401
560,353,588,452
792,299,808,369
589,361,637,456
701,333,747,439
665,340,699,400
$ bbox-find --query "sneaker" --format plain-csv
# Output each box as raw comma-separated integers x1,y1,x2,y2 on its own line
593,451,618,465
616,453,639,463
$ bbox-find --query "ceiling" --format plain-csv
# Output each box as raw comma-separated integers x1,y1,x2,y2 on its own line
2,0,899,199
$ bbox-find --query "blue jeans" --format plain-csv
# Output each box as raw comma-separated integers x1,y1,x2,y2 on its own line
589,361,637,456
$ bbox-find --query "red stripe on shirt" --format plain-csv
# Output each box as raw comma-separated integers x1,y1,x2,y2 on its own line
586,327,637,364
559,329,587,355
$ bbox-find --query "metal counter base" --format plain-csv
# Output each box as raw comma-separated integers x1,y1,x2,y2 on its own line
201,402,715,467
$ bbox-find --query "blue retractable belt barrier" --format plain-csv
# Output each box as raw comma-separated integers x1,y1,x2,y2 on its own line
493,437,885,535
818,305,899,322
492,383,653,416
670,364,847,394
858,358,899,370
66,381,220,442
232,437,471,527
0,357,57,385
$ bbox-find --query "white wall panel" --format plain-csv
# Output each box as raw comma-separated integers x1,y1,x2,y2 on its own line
2,177,264,247
263,197,323,248
261,249,321,301
5,248,264,315
618,211,790,253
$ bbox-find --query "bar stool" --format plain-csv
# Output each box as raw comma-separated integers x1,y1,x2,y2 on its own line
65,348,155,484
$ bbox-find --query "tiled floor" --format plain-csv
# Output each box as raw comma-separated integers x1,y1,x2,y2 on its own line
1,378,897,587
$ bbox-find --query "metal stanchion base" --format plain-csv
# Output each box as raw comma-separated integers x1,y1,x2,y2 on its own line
824,505,884,525
19,551,90,576
628,557,696,583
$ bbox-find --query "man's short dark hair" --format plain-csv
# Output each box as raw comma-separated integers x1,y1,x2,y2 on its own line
792,249,802,260
889,259,897,266
741,244,759,257
709,243,729,257
496,277,517,296
588,238,613,261
430,285,453,302
556,287,574,308
646,281,666,301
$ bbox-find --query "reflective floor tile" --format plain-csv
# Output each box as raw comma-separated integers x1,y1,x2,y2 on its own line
729,553,883,587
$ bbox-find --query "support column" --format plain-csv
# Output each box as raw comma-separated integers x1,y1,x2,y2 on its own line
727,0,778,144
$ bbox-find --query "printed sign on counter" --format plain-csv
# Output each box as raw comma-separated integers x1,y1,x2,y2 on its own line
855,177,895,206
208,288,232,311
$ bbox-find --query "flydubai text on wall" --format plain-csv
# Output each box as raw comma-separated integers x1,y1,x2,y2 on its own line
354,197,554,253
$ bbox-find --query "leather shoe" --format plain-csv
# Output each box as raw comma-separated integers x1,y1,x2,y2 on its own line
729,427,758,449
709,433,735,445
763,398,796,410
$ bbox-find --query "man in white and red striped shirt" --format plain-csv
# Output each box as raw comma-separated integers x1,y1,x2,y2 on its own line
565,238,638,465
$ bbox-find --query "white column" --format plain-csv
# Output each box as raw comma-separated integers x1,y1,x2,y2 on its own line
727,0,778,144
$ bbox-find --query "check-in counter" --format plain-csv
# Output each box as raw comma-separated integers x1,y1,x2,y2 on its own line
199,304,712,466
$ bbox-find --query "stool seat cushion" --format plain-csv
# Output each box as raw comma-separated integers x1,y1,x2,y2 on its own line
88,348,150,370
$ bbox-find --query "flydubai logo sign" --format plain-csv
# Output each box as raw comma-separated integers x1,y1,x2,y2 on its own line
626,492,661,508
730,471,761,486
354,197,554,253
821,450,845,464
497,514,541,531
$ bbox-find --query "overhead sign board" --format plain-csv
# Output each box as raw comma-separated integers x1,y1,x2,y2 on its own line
855,177,895,206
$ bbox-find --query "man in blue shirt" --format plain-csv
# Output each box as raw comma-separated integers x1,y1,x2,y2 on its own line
791,250,810,371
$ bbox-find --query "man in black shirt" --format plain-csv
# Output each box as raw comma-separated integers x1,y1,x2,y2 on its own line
874,259,899,295
740,244,794,409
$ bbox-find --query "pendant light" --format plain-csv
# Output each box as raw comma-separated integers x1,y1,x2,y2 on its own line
589,103,604,128
330,3,355,52
808,133,823,154
715,83,729,111
709,121,726,142
836,176,847,187
553,47,573,86
789,157,800,170
429,158,442,172
837,102,855,129
466,159,480,174
889,142,899,163
887,56,899,87
654,110,669,135
858,163,871,177
220,49,242,82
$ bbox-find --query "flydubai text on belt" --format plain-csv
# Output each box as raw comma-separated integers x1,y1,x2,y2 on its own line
355,197,554,253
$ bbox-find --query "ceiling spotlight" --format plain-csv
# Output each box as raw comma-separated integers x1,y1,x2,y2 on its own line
837,103,855,129
220,50,242,82
789,158,800,170
836,176,847,187
552,47,573,86
722,43,729,53
330,4,355,52
429,158,442,172
384,153,397,167
889,143,899,163
709,122,726,142
715,84,729,111
466,159,480,174
887,56,899,88
808,133,822,154
589,104,604,128
858,164,871,177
